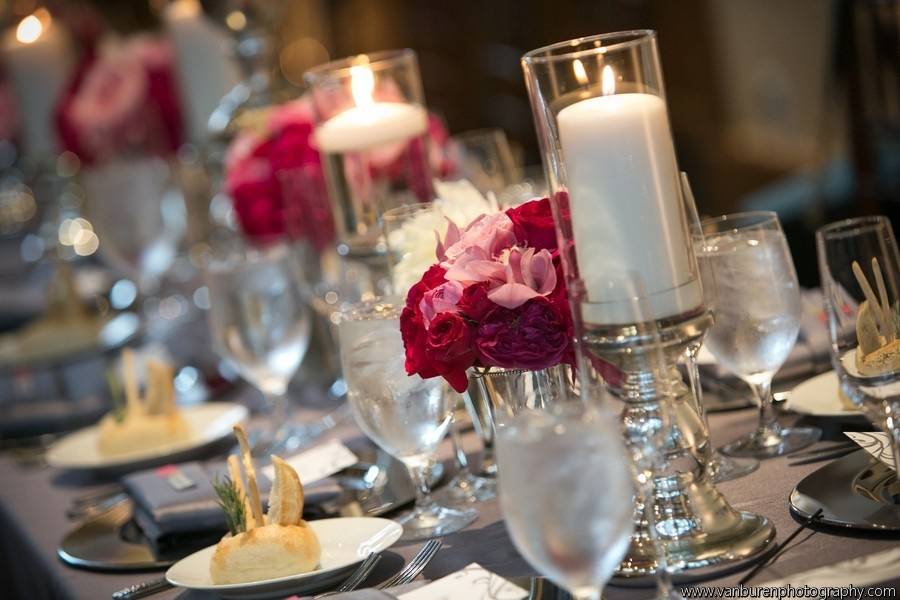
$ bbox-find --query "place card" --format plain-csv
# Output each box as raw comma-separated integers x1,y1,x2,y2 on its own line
398,563,528,600
262,439,359,483
844,432,896,471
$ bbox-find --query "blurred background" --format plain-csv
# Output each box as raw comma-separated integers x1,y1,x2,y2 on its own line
0,0,897,287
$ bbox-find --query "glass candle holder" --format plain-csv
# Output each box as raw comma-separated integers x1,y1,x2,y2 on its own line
305,50,434,259
521,30,703,326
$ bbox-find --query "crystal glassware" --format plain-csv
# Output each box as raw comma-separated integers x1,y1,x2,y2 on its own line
816,216,900,470
681,173,759,481
522,30,774,579
496,399,634,600
338,298,477,540
204,243,312,453
451,128,520,199
305,50,434,261
698,211,820,458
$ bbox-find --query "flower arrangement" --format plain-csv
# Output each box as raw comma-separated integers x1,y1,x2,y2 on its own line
56,35,183,164
400,197,574,392
225,95,456,251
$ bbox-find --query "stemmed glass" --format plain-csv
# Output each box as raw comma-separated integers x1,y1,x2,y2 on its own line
381,203,497,504
451,128,520,198
698,211,820,458
495,394,634,600
204,243,312,453
338,298,478,541
816,216,900,470
681,174,759,481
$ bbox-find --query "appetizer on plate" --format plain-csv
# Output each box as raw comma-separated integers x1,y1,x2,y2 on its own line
97,349,190,456
210,425,321,584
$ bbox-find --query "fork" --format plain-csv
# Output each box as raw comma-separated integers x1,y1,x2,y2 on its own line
374,539,442,589
310,552,383,599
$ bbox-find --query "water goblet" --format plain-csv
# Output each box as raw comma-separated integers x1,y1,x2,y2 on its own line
496,399,634,600
204,243,312,453
697,211,820,457
338,298,477,540
817,216,900,470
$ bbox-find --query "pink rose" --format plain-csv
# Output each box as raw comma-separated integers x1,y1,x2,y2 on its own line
474,297,570,370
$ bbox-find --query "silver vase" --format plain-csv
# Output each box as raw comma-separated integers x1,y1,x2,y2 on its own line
463,365,573,478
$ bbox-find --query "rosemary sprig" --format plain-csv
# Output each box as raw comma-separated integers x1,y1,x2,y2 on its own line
213,475,246,536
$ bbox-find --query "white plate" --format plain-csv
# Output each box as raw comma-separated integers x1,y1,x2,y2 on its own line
166,517,403,599
45,403,248,471
785,371,860,417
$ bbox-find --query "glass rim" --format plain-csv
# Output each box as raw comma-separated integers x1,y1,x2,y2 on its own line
202,242,292,274
381,202,438,223
699,210,780,233
816,215,892,241
304,48,417,80
521,30,656,65
339,296,403,323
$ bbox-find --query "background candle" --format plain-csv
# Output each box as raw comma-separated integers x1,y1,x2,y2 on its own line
557,91,702,323
163,0,240,144
314,102,427,154
2,12,74,158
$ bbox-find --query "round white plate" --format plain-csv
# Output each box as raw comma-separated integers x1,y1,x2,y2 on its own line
785,371,860,417
46,402,248,471
166,517,403,599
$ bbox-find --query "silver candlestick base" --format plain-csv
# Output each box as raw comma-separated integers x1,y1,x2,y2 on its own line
584,309,775,578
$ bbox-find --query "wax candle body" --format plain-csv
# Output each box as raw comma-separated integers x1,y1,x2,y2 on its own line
557,92,702,324
163,0,240,144
314,102,427,154
2,19,73,158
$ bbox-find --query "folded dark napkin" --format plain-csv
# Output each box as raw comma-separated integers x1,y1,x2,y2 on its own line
122,460,345,556
121,461,271,555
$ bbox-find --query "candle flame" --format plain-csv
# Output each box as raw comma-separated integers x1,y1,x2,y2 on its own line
350,56,375,108
572,59,588,85
601,65,615,95
16,14,44,44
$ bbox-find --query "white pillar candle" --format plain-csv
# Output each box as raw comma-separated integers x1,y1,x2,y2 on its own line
2,12,74,158
163,0,240,144
557,76,701,324
313,63,427,154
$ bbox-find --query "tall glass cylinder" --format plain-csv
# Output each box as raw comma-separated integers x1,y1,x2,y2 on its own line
522,31,775,578
304,50,434,260
522,30,703,326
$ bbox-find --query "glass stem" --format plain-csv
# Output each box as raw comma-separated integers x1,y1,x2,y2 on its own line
640,473,678,599
450,417,470,472
571,589,602,600
267,391,288,441
684,345,715,471
749,378,780,442
888,404,900,476
407,462,434,515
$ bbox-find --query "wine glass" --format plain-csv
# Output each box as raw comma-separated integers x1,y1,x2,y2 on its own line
338,298,478,540
816,216,900,470
204,243,312,453
451,128,520,199
495,398,634,600
681,174,759,481
698,211,820,458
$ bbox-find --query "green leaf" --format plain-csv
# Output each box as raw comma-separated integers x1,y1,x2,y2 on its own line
213,475,246,536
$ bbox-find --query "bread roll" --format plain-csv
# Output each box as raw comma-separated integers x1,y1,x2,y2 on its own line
209,522,321,584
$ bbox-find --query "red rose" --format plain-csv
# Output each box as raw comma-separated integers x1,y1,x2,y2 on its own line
400,306,439,380
405,264,447,310
505,197,557,251
474,296,571,370
456,281,493,322
426,312,476,391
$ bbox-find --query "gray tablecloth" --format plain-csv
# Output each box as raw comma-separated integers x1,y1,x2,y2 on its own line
1,390,899,600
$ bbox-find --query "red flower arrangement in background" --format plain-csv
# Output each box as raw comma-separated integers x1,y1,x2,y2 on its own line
56,36,183,164
400,197,574,392
224,96,456,251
